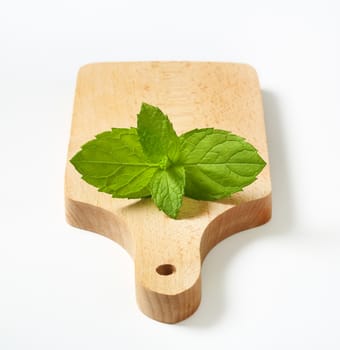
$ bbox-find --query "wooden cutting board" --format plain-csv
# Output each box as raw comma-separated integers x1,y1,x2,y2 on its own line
65,62,272,323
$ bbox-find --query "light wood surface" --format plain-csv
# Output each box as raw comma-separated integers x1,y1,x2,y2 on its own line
65,62,272,323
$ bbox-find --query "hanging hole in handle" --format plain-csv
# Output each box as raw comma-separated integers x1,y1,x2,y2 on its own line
156,264,176,276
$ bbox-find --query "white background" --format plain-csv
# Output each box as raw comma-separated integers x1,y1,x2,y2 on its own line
1,0,340,349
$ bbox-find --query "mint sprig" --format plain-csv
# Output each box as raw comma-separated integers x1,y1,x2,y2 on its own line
70,103,266,218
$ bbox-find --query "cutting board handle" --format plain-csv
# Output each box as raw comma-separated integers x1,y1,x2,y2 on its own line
135,268,202,324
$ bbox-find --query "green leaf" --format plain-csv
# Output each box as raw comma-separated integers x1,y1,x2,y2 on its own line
137,103,180,163
149,166,185,218
178,128,266,200
70,103,267,220
70,128,158,198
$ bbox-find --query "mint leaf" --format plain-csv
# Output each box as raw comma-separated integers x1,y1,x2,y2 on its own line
137,103,179,163
178,128,266,200
149,166,185,218
70,128,158,198
70,103,267,219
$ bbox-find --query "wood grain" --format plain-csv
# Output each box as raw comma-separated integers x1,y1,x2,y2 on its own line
65,62,272,323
